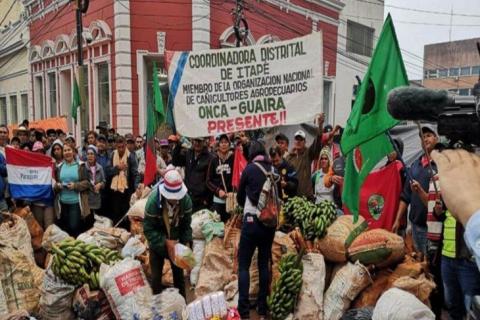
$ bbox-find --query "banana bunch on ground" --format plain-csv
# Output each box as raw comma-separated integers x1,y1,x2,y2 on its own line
50,238,122,289
283,197,337,240
267,253,303,320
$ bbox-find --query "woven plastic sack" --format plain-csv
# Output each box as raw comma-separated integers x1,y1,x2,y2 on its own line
190,239,206,286
191,209,220,240
348,229,404,268
38,263,76,320
100,258,153,320
372,288,434,320
151,288,186,319
201,221,225,242
0,214,34,262
127,198,148,220
0,247,44,316
42,224,70,251
293,253,326,320
323,261,372,320
317,215,367,263
72,284,114,320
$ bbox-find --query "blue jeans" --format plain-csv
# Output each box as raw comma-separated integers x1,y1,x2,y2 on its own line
412,224,427,255
237,214,275,319
59,202,82,238
442,256,480,320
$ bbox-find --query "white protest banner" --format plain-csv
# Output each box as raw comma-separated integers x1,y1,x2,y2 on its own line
166,32,323,137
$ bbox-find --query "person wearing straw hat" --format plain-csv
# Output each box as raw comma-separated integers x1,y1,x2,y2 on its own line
144,168,192,297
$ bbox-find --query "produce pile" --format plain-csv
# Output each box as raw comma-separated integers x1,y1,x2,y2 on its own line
267,253,303,320
283,197,337,240
50,238,123,289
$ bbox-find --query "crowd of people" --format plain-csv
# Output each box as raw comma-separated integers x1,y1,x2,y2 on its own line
0,114,479,320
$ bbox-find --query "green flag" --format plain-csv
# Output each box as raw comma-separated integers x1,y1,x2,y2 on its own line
153,61,166,124
71,75,81,123
340,14,409,155
342,134,394,217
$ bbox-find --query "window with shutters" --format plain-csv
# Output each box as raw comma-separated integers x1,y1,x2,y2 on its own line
346,20,374,57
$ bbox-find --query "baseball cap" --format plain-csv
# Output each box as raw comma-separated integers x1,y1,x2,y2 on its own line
65,134,75,142
159,139,169,146
421,124,438,137
294,130,306,140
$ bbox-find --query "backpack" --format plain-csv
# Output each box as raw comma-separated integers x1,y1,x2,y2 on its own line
253,162,280,228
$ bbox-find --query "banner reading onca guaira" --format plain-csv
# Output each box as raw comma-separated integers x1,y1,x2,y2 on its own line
166,32,323,137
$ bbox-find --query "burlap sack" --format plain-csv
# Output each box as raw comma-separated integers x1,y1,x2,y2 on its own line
323,261,372,320
195,237,233,298
293,253,326,320
224,214,242,251
317,215,367,263
13,206,44,251
272,231,297,282
0,214,34,262
348,229,405,268
0,247,44,316
353,269,392,308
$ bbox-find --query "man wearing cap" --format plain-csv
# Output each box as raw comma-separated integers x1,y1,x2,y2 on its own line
125,134,135,153
393,124,439,254
286,114,325,199
144,168,192,297
159,139,172,166
172,137,213,212
15,126,29,145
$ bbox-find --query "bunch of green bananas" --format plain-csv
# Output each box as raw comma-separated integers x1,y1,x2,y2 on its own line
283,197,337,240
267,253,303,320
50,238,122,289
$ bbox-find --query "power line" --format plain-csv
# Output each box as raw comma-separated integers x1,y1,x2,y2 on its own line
0,0,18,28
342,13,480,27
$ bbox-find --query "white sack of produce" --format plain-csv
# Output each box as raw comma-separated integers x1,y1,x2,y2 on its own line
42,224,70,251
190,239,206,286
93,214,113,228
191,209,220,239
172,243,196,270
372,288,435,320
121,235,147,258
0,247,44,316
316,215,367,263
127,198,148,219
100,257,153,320
0,214,34,262
294,253,326,320
38,263,76,320
151,288,186,319
323,261,372,320
84,227,131,250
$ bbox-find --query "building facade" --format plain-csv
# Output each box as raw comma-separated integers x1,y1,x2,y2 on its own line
334,0,384,125
24,0,347,137
0,0,30,126
423,37,480,96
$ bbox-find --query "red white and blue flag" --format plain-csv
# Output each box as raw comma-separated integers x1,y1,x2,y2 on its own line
6,147,54,203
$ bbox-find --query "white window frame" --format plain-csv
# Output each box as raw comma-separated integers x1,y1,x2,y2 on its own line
20,91,28,121
92,56,112,130
33,72,45,120
9,94,18,125
46,70,58,118
0,95,7,125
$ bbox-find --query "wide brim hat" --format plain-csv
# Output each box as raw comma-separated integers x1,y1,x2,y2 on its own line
159,169,188,200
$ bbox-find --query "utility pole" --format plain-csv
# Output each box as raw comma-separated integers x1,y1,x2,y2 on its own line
75,0,89,66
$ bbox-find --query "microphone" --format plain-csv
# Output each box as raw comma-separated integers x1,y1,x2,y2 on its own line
387,87,454,121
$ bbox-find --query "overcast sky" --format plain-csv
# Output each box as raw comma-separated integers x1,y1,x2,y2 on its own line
384,0,480,80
